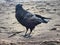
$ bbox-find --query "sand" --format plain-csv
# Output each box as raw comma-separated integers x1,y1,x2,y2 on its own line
0,1,60,45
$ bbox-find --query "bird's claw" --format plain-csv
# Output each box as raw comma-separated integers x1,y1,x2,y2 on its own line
23,34,31,38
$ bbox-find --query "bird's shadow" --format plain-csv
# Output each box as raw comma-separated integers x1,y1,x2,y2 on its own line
8,31,24,38
8,31,32,38
23,34,32,38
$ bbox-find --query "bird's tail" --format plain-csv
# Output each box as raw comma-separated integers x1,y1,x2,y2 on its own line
42,17,51,23
35,14,51,23
42,17,51,19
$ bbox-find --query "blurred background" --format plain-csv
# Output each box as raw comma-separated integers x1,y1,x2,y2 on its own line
0,0,60,45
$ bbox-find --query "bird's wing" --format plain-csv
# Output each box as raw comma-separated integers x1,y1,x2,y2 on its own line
24,15,44,23
29,15,44,23
23,13,45,23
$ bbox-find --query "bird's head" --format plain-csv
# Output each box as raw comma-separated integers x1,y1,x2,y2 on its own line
16,4,23,7
16,4,23,10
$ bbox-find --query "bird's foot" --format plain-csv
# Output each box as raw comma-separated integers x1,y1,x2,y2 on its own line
23,34,27,37
23,34,31,38
27,34,31,37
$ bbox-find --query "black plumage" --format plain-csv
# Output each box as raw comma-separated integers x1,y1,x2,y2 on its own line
15,4,51,37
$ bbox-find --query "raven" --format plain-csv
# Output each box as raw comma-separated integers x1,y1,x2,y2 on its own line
15,4,51,37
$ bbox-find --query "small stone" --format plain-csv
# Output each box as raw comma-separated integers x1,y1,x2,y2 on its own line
10,43,16,45
51,28,57,30
54,24,60,26
46,3,50,5
53,9,56,11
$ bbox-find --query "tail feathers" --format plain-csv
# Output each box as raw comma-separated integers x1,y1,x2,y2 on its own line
35,14,51,19
37,18,50,23
35,14,51,23
41,17,51,23
43,18,51,23
42,17,51,19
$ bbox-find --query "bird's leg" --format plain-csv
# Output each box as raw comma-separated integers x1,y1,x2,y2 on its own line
28,29,33,37
24,28,28,36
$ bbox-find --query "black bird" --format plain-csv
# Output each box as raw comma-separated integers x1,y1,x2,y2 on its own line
15,4,51,37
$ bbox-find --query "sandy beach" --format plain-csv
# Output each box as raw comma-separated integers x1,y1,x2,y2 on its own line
0,0,60,45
